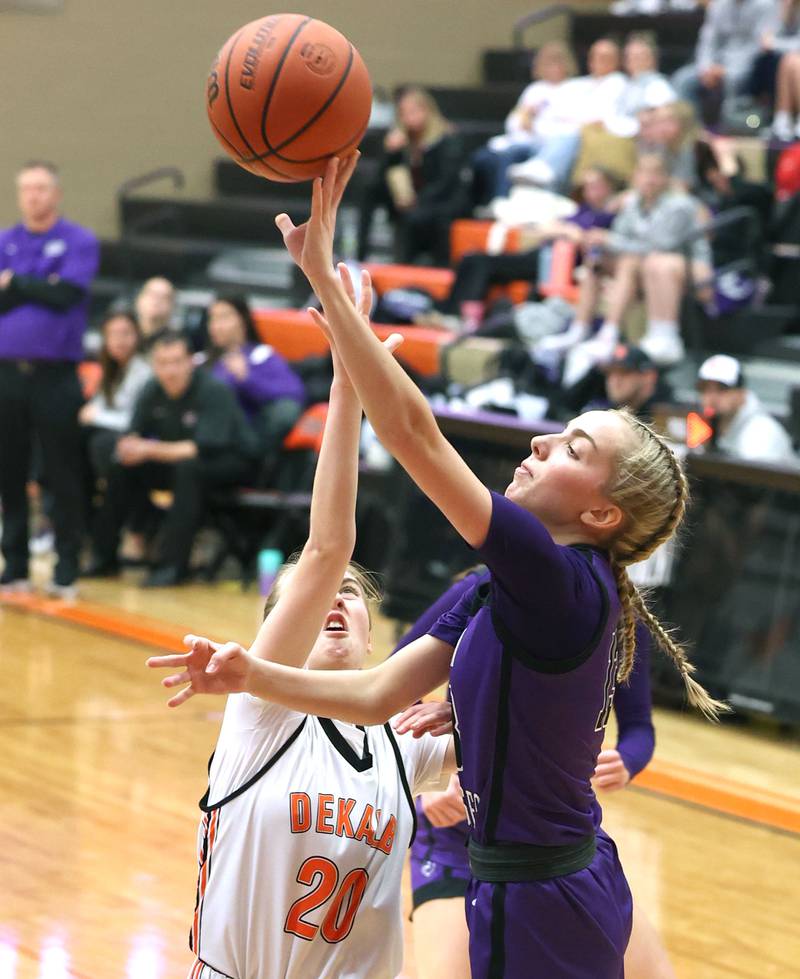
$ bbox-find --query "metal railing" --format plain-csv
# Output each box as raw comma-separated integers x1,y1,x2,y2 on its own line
116,167,186,289
511,5,574,48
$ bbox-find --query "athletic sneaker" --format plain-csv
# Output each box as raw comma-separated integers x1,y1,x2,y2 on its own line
44,581,78,602
0,575,32,595
507,157,555,188
639,329,686,366
771,112,795,142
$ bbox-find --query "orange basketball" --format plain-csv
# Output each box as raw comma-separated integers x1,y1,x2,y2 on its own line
206,14,372,182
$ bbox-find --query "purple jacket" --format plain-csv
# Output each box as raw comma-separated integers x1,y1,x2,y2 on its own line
209,343,305,420
0,217,99,361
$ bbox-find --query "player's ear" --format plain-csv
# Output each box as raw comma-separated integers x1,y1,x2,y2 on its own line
580,503,623,535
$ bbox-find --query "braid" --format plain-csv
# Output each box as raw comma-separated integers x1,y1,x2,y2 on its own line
607,409,728,720
611,561,637,683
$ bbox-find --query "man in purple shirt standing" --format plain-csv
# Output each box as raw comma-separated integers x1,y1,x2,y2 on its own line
0,161,99,598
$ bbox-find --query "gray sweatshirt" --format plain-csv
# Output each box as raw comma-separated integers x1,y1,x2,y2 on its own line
85,356,152,432
606,191,712,266
695,0,780,77
715,390,798,464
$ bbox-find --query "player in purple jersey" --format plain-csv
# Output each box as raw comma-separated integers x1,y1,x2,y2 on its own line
395,574,676,979
160,158,724,979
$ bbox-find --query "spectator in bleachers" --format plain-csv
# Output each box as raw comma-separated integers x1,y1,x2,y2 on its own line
203,295,306,479
0,160,99,599
429,166,623,328
696,354,798,462
671,0,777,124
471,42,577,206
87,331,258,587
749,0,800,134
134,276,177,346
559,153,711,383
615,34,678,131
637,101,699,190
508,39,627,191
78,311,152,481
585,344,676,422
694,140,773,313
765,0,800,138
356,86,469,266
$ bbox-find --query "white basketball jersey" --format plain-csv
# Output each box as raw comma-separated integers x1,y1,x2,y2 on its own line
189,693,448,979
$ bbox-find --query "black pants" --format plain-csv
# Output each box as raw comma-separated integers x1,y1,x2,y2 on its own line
440,249,539,313
92,451,253,574
0,360,85,585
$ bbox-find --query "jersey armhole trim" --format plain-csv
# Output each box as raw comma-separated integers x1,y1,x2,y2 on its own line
383,723,418,848
199,716,308,812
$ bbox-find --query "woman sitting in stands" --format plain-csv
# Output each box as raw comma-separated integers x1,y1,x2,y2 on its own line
202,295,306,480
357,86,470,266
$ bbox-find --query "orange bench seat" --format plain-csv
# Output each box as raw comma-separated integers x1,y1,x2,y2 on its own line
253,308,455,377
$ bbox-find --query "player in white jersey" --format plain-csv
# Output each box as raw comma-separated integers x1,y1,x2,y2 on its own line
149,263,455,979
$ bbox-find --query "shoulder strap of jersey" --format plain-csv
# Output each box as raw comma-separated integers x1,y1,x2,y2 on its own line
199,716,308,813
382,723,418,847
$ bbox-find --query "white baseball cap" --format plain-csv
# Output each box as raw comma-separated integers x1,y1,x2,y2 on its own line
697,354,744,389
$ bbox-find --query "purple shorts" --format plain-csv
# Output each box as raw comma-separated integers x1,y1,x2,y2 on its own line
410,852,471,913
465,829,632,979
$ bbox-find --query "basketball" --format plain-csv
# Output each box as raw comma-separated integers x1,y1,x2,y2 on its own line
206,14,372,182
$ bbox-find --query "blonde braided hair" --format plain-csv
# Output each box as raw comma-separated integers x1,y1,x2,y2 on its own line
606,410,728,721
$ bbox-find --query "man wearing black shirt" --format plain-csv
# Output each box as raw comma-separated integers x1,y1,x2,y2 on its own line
88,331,258,587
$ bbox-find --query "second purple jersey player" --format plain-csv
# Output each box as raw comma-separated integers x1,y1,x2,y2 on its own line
395,569,656,920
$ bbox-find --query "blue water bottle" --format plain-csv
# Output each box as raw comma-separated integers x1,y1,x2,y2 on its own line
258,548,284,597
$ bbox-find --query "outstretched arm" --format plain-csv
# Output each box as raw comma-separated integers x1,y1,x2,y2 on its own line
276,156,493,550
148,631,454,724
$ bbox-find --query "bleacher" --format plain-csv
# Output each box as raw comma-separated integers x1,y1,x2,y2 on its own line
83,5,800,588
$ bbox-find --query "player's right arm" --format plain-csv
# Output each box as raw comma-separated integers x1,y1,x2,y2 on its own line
276,156,493,551
149,631,454,725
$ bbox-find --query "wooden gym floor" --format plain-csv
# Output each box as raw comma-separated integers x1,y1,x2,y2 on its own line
1,574,798,979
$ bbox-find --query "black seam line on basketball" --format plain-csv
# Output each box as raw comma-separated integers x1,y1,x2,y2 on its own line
222,24,299,181
208,112,293,182
245,38,356,165
248,113,370,167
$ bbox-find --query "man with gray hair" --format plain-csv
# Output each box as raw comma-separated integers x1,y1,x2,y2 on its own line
0,161,99,598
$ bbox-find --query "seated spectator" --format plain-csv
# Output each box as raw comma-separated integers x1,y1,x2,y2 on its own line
765,0,800,139
559,153,712,382
637,101,699,190
134,276,177,347
672,0,776,125
428,166,623,327
696,354,798,463
694,140,773,313
585,344,675,422
86,331,258,587
78,311,151,481
614,33,678,133
471,41,576,205
356,86,470,265
203,295,306,478
507,39,627,191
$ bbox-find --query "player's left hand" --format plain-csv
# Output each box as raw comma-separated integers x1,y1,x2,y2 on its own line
275,152,359,287
393,700,453,738
146,634,253,707
592,748,631,792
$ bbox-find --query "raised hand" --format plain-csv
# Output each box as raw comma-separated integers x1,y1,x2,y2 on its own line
393,700,454,738
146,634,254,708
275,153,359,287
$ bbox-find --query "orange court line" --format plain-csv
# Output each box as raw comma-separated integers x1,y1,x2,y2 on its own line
3,591,799,835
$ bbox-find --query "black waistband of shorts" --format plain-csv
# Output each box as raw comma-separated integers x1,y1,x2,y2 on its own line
468,833,596,882
0,358,76,374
